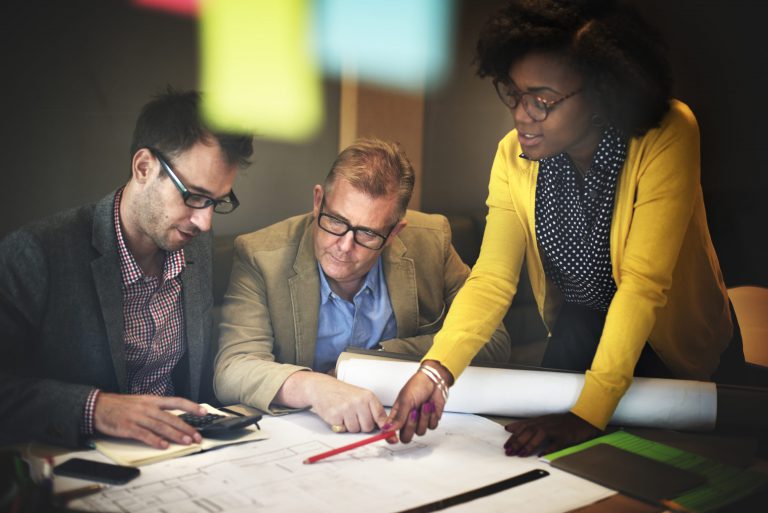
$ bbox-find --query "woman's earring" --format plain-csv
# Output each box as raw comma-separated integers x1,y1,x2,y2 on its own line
591,114,607,128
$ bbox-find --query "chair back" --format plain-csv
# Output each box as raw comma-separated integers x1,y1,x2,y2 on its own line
728,286,768,367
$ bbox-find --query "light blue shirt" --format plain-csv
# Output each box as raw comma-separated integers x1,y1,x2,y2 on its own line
314,256,397,372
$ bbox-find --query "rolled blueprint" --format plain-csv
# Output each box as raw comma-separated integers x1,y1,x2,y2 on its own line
337,358,717,431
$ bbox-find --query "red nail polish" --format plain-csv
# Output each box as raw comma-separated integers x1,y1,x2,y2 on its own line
409,409,418,421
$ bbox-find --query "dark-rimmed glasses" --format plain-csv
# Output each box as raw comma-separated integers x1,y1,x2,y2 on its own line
493,81,581,121
148,148,239,214
317,199,396,250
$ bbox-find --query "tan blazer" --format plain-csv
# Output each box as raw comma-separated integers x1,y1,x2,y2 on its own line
214,210,511,412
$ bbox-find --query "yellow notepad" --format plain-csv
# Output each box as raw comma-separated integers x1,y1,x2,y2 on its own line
92,404,268,467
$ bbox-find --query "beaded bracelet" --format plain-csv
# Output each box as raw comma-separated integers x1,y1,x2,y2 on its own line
419,364,449,403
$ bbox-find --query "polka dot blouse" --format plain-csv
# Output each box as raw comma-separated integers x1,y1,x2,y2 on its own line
533,126,628,312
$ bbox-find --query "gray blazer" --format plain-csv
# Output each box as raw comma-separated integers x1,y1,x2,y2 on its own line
214,211,511,413
0,191,214,447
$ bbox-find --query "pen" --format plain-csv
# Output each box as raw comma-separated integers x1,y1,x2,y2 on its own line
622,490,694,513
658,498,694,513
303,430,396,464
53,484,107,504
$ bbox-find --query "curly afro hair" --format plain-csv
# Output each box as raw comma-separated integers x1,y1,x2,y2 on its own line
476,0,671,136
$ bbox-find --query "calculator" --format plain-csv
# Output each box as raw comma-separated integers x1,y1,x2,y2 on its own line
178,412,225,428
178,412,262,438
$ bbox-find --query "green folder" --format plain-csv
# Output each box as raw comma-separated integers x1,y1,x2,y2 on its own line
544,431,767,512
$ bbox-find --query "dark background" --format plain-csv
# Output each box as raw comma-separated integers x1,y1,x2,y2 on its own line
2,0,766,286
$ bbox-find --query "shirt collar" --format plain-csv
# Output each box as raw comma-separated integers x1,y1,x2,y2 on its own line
582,125,626,175
317,255,382,304
114,187,186,286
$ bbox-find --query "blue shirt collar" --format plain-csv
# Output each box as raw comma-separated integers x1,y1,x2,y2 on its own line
318,256,383,305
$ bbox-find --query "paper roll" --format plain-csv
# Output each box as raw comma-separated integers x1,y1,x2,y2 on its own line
337,358,717,431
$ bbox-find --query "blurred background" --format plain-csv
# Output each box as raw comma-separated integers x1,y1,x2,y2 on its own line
1,0,766,287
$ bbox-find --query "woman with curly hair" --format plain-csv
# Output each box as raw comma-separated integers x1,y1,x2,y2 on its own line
386,0,746,454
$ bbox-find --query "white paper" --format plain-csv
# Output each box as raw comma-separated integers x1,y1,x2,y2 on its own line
337,358,717,430
69,412,613,513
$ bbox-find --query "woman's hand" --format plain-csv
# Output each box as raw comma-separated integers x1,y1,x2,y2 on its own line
503,412,601,456
384,360,453,443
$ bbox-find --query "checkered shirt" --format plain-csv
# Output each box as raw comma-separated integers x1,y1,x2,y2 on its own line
81,188,186,435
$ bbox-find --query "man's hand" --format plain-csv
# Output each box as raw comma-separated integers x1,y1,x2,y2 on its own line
93,393,207,449
278,372,387,433
503,412,601,457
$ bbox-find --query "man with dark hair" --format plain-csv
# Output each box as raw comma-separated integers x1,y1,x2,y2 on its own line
214,138,510,434
0,88,253,449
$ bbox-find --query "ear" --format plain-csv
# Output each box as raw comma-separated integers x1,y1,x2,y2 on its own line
312,185,324,217
131,148,156,185
383,218,408,248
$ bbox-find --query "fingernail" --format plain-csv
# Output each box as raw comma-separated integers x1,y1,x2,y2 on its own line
422,402,432,414
381,423,392,431
182,435,192,444
409,409,418,421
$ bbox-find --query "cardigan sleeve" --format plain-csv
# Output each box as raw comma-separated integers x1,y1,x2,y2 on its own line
572,101,703,429
423,133,528,380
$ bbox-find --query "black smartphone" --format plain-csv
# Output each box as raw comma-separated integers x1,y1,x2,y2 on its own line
53,458,140,485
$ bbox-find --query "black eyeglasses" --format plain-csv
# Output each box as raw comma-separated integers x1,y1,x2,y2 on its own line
148,147,240,214
317,199,396,250
493,81,581,121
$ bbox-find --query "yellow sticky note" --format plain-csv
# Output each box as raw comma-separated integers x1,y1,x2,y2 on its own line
200,0,322,141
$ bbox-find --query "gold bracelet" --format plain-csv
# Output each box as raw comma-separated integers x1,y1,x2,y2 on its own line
419,364,449,402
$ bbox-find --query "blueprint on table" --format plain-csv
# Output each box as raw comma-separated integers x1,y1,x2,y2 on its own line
72,411,613,513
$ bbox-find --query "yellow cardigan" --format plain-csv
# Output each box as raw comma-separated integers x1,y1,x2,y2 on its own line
424,100,733,429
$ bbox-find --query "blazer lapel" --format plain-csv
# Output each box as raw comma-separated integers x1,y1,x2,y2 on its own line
288,219,320,368
383,235,419,336
90,192,128,392
179,233,210,401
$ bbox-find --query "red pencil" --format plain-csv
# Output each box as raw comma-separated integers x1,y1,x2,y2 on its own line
303,430,397,464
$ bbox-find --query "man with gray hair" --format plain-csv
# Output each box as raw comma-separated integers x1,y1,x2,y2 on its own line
214,138,510,432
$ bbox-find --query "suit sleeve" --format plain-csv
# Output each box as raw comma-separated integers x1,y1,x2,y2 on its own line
214,239,310,413
0,230,93,448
